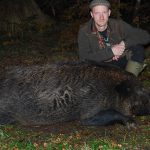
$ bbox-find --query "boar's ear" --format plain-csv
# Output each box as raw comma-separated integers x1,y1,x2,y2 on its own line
115,80,132,97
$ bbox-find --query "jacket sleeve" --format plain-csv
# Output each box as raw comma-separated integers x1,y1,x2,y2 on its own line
78,28,114,62
121,20,150,48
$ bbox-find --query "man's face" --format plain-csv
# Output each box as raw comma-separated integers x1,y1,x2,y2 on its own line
91,5,111,29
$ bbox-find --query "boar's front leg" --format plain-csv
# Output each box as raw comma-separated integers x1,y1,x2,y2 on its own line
81,109,137,129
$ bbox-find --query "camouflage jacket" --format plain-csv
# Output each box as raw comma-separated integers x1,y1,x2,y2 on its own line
78,18,150,62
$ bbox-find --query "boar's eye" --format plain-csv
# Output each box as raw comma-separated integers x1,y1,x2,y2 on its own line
115,80,132,97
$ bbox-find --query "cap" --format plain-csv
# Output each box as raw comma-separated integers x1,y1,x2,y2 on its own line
89,0,111,9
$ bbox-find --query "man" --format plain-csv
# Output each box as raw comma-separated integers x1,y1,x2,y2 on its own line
78,0,150,76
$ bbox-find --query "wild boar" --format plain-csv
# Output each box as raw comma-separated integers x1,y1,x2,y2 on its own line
0,62,149,128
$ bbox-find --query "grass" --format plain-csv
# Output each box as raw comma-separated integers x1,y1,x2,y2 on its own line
0,116,149,150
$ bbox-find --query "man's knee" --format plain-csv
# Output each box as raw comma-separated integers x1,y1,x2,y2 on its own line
125,45,147,76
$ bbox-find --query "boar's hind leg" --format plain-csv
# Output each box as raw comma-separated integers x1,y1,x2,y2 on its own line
0,113,16,125
81,109,136,127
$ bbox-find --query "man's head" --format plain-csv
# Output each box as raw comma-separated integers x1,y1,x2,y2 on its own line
89,0,111,31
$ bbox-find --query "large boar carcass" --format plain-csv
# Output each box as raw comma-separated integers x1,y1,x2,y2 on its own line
0,62,149,128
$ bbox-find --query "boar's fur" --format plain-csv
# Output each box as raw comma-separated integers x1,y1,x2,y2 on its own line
0,62,149,128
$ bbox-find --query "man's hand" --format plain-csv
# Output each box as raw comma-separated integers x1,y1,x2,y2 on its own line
111,41,125,60
112,55,120,61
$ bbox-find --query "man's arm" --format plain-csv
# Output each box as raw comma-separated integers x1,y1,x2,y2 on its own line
78,28,125,62
121,20,150,48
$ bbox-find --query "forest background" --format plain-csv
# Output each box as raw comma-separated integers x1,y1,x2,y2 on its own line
0,0,149,65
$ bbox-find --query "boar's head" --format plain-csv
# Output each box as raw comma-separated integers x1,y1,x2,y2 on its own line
115,78,150,116
132,86,150,116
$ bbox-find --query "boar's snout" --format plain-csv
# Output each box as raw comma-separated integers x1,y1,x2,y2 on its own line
133,88,150,116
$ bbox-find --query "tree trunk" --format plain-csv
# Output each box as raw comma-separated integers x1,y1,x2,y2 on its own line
132,0,141,27
0,0,48,36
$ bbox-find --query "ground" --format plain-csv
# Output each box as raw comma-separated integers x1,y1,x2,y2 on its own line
0,117,149,149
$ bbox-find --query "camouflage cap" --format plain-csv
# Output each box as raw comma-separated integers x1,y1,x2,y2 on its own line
89,0,111,9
